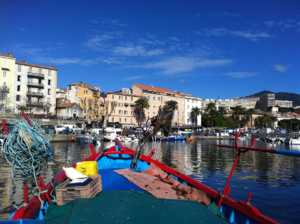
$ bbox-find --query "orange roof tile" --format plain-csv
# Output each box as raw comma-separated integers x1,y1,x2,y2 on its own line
134,84,185,96
0,53,15,58
16,61,57,70
57,103,75,108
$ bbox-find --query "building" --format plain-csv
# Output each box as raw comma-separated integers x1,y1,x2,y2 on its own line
56,103,83,119
257,93,293,110
67,82,103,122
202,97,259,111
105,89,145,126
0,53,15,112
185,94,202,126
132,84,186,126
0,53,57,114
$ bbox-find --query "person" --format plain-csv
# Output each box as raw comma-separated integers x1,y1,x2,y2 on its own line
92,134,97,145
66,126,70,134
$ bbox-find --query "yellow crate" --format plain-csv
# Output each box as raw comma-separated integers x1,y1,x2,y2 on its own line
76,161,98,175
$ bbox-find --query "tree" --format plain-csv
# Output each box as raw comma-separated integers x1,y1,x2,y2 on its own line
245,109,255,127
163,100,178,111
205,102,217,127
218,106,227,117
133,98,150,127
190,107,202,125
231,106,245,128
103,101,117,128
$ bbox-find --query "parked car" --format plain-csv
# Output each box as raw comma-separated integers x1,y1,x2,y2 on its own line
61,124,82,134
55,125,67,134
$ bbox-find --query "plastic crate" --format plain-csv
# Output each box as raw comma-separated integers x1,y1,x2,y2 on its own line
56,174,102,205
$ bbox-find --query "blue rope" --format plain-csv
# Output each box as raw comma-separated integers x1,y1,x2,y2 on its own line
1,118,53,209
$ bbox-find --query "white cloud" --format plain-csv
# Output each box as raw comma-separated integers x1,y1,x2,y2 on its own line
141,57,232,74
225,72,257,78
112,45,164,57
201,27,272,41
124,76,144,81
271,63,289,73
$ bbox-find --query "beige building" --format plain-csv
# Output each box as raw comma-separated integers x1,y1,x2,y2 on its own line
0,53,57,114
105,90,145,126
132,84,186,126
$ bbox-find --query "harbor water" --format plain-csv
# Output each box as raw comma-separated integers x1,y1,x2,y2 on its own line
0,139,300,223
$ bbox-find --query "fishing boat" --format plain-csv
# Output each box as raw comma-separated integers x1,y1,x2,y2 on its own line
1,111,291,224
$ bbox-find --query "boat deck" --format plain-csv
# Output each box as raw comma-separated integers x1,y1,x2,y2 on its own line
44,168,228,224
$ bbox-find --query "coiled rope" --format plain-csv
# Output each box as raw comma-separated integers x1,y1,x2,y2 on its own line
1,118,53,208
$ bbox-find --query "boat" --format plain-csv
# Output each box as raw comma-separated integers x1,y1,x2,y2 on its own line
284,133,300,145
76,135,101,144
1,111,284,224
103,127,122,141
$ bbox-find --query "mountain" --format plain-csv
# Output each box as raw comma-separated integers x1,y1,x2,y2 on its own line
245,91,300,107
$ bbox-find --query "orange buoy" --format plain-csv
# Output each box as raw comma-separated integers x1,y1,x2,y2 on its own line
72,137,75,142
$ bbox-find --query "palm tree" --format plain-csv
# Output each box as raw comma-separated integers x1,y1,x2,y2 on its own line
245,109,255,127
133,98,150,127
231,106,245,128
190,107,202,126
163,100,178,111
205,102,217,127
218,106,227,117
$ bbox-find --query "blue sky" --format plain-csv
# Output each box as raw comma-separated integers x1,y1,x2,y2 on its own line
1,0,299,99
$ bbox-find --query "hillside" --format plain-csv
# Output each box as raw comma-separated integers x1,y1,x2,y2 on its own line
245,91,300,107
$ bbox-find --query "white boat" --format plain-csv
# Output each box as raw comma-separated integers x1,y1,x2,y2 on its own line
284,136,300,145
103,127,122,141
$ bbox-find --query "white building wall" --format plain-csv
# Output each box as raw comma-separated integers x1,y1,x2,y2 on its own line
185,96,202,126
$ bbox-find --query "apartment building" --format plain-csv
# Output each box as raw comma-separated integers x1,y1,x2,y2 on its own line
105,90,145,126
202,97,259,111
132,84,186,126
0,53,57,114
67,82,104,121
185,94,202,126
0,53,15,112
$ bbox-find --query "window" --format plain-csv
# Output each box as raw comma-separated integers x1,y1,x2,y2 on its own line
47,98,50,103
48,80,51,85
18,65,21,72
118,103,123,107
153,103,155,107
29,67,32,72
48,70,51,76
131,111,133,115
125,96,127,100
119,118,122,123
182,112,184,116
3,60,8,68
131,97,133,101
119,96,123,100
17,85,20,91
112,110,115,115
153,96,156,100
3,82,6,87
119,110,123,114
3,71,7,77
130,118,133,123
28,77,32,83
112,95,114,99
112,117,114,122
125,118,127,122
84,90,87,94
39,68,42,74
16,95,20,101
147,96,150,100
48,89,51,95
124,110,128,115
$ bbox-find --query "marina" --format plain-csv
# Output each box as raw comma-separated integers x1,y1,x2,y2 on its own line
0,139,299,223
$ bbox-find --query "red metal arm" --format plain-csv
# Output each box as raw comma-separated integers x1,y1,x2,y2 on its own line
2,119,9,135
22,112,31,126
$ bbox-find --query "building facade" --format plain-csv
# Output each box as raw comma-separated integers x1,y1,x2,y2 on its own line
0,53,57,114
0,53,15,112
105,90,145,126
132,84,186,126
185,95,202,126
67,82,103,121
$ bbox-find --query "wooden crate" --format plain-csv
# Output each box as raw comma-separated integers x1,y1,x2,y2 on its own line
56,174,102,205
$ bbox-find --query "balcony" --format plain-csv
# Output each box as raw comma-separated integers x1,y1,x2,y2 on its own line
27,82,44,88
26,101,44,107
27,91,44,97
0,86,9,93
27,72,45,78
